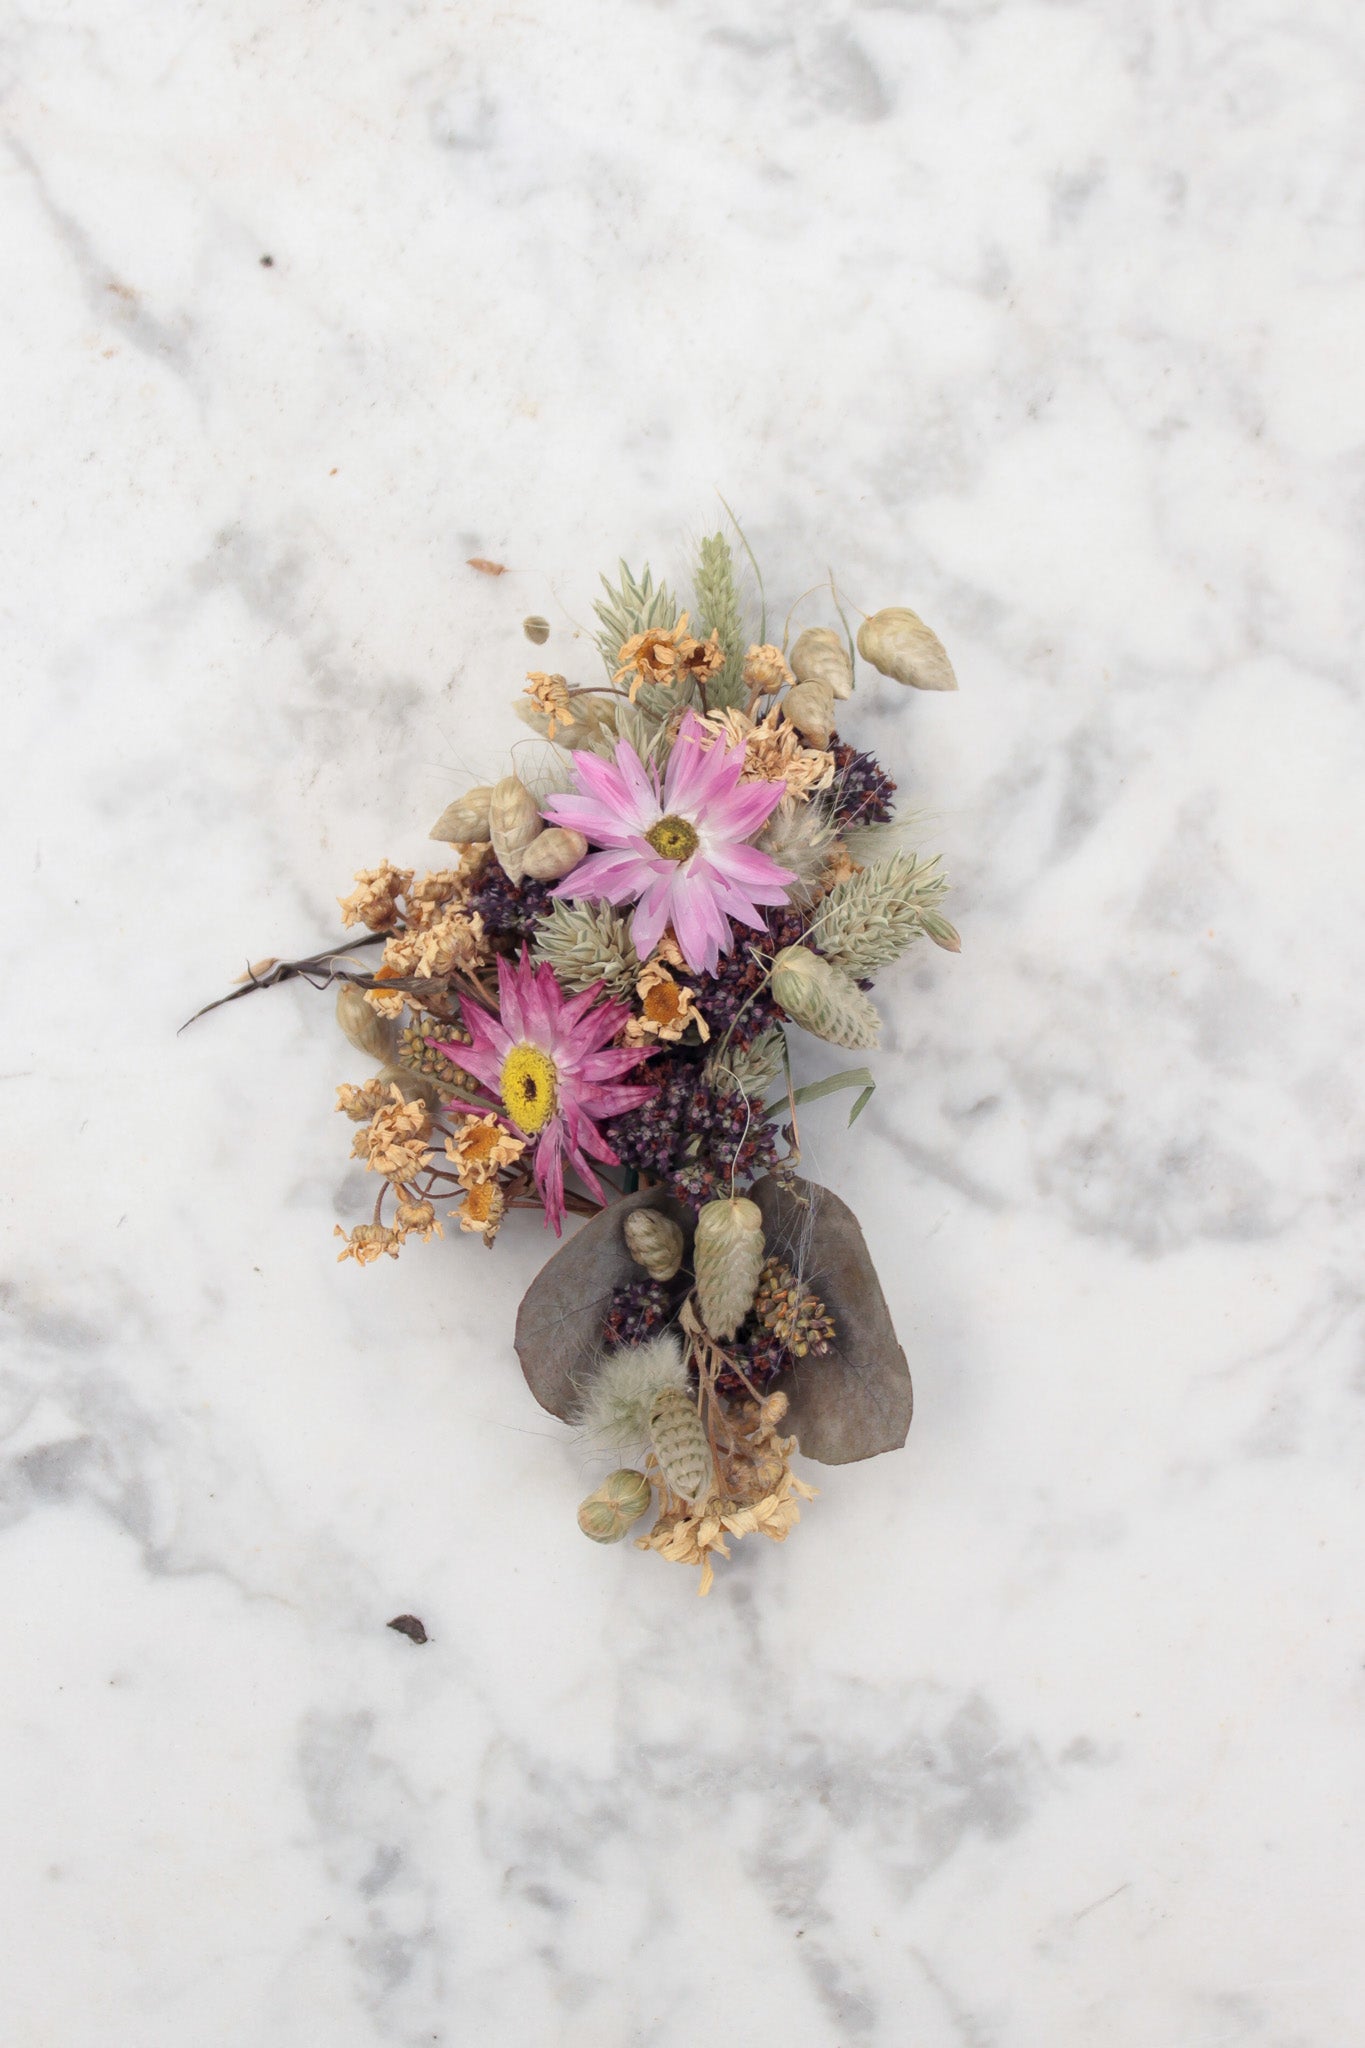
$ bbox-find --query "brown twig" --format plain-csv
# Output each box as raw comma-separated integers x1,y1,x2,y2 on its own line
179,934,388,1032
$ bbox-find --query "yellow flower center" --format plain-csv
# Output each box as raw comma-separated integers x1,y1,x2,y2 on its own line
645,814,699,862
642,978,686,1025
500,1044,558,1134
461,1182,499,1223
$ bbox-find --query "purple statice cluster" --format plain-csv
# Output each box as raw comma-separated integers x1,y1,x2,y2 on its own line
686,905,807,1048
605,1055,780,1208
828,737,897,828
602,1275,683,1351
467,862,554,944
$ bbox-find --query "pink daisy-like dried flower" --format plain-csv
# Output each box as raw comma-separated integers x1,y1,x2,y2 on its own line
435,953,654,1235
542,711,794,974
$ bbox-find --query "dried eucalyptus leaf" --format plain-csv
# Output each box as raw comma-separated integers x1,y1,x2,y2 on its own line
513,1189,695,1421
749,1173,912,1464
512,1175,911,1465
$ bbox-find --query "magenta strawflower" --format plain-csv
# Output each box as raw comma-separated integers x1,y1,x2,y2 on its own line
436,953,654,1235
543,711,795,974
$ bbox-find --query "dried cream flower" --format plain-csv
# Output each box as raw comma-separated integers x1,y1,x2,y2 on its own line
453,1179,506,1243
637,1392,817,1593
395,1199,443,1243
818,843,861,893
338,861,413,931
407,869,467,909
381,906,486,983
334,1223,401,1265
445,1113,526,1186
352,1086,433,1183
523,672,576,740
742,643,794,696
335,1078,392,1122
700,704,834,803
364,988,408,1019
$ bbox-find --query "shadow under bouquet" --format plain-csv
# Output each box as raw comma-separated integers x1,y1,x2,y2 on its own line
219,536,959,1592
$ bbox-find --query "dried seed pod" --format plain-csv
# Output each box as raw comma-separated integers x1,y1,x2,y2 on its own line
624,1208,685,1282
790,625,853,700
782,678,835,748
520,826,589,882
336,984,398,1062
694,1196,765,1340
430,786,494,843
771,945,881,1050
648,1386,713,1503
856,607,957,692
489,774,543,882
577,1467,653,1542
523,615,551,644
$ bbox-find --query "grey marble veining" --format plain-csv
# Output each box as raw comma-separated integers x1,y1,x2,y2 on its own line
3,1,1363,2041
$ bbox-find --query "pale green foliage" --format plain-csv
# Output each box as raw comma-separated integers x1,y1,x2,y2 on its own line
771,945,882,1051
808,852,953,974
575,1335,688,1448
704,1026,787,1102
530,899,639,999
593,560,678,671
693,532,749,710
606,698,672,764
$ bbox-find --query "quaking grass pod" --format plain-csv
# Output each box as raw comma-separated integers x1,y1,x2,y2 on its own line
577,1468,653,1543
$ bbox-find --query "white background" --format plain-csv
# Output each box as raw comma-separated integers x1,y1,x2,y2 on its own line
4,2,1363,2042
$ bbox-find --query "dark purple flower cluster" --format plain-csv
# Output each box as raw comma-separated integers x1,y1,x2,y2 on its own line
714,1322,792,1399
467,862,554,945
688,906,807,1046
828,737,897,828
605,1055,780,1208
602,1275,681,1350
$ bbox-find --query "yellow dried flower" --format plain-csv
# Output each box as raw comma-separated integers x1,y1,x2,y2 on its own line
364,988,408,1020
338,861,413,931
352,1086,433,1183
676,628,726,684
453,1179,506,1243
395,1199,443,1243
445,1113,526,1186
625,961,710,1045
334,1223,401,1265
523,671,576,739
614,612,723,702
742,643,794,695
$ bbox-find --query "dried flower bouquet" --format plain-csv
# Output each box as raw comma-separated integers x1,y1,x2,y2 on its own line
212,533,959,1592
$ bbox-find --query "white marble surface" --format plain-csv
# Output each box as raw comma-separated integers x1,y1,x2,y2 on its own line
4,2,1364,2041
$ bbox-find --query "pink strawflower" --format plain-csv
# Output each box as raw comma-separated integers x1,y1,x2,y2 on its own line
543,711,794,974
437,953,654,1235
